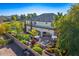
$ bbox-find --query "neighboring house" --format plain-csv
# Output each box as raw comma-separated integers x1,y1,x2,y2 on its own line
26,13,56,28
26,13,57,38
26,13,57,44
0,16,11,22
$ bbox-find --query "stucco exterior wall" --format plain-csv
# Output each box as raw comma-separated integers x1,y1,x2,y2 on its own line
26,20,52,28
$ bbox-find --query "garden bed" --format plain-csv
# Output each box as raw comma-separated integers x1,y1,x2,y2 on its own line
6,33,58,56
5,33,41,56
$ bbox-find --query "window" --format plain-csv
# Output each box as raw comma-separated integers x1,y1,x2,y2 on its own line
45,22,48,24
34,22,36,24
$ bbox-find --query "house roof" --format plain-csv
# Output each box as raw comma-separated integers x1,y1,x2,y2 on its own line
28,13,56,22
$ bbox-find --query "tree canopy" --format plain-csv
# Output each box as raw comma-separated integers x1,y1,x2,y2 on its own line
53,4,79,55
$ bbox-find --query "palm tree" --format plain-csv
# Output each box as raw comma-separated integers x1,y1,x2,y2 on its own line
24,13,37,32
55,12,63,21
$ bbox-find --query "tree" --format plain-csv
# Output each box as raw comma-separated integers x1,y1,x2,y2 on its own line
29,13,37,30
11,15,18,21
26,13,37,20
0,23,6,34
53,4,79,55
51,12,63,27
24,13,37,32
20,14,26,20
29,29,38,36
13,21,23,33
55,12,63,21
3,22,11,33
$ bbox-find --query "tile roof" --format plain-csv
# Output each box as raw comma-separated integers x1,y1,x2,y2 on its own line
29,13,56,22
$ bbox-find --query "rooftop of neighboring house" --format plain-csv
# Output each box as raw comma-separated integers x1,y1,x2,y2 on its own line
28,13,56,22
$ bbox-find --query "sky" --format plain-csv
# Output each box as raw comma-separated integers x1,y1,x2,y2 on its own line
0,3,72,16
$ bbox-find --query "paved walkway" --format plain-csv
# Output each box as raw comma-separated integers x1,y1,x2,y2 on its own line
0,47,16,56
0,43,25,56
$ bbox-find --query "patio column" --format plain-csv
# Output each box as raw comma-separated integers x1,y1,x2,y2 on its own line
40,31,43,37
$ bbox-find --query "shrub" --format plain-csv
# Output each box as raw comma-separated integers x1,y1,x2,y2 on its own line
16,34,30,41
45,48,62,56
0,39,8,46
34,43,41,47
29,29,39,36
22,34,30,41
32,46,43,54
16,34,22,40
20,40,26,44
0,24,6,34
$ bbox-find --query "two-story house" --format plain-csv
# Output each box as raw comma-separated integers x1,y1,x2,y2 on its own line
26,13,57,45
26,13,56,28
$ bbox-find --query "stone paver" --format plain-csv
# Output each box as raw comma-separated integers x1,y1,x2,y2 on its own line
0,43,25,56
0,47,16,56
